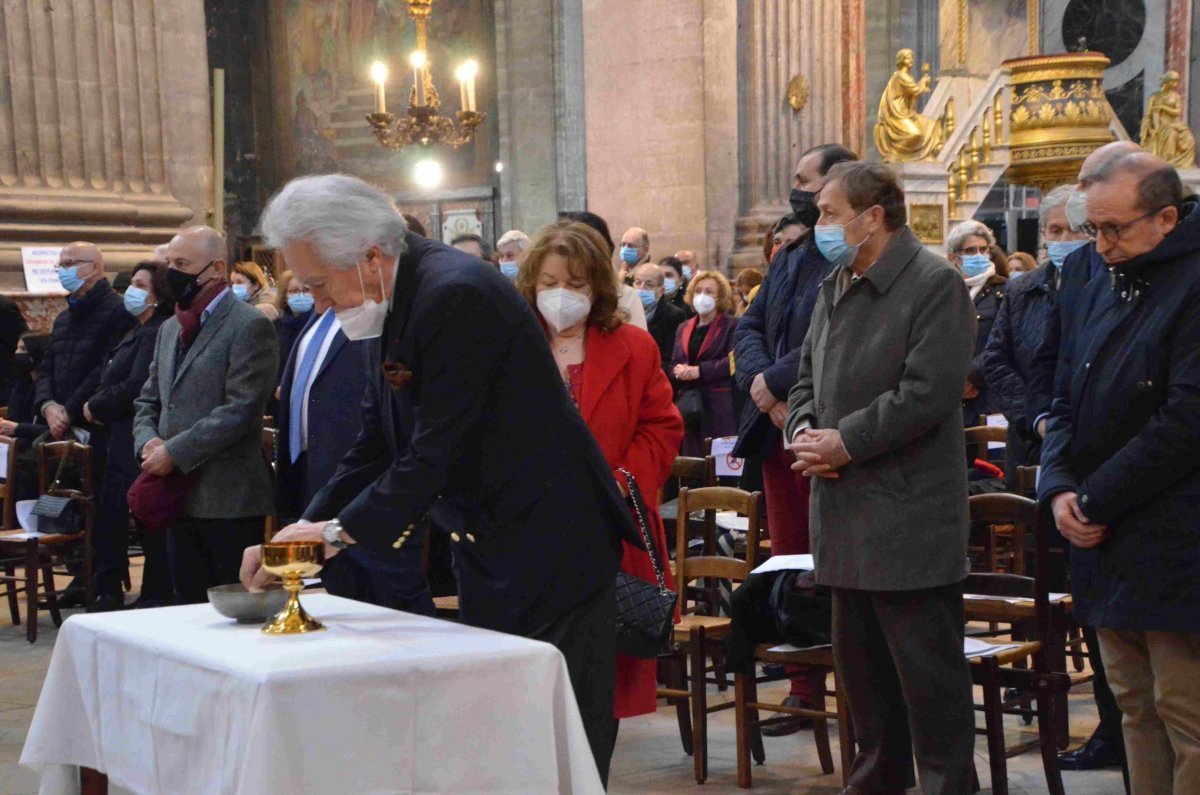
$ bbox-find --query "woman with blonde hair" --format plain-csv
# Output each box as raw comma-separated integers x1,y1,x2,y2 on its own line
516,219,682,730
733,268,764,316
231,260,279,320
671,270,739,456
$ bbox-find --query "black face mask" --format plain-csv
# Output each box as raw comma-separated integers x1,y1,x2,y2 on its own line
13,352,32,376
166,261,215,309
789,188,820,229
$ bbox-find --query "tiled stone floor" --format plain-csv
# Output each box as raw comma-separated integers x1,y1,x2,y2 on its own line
0,561,1125,794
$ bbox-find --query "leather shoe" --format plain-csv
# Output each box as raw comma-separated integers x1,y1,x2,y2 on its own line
1058,733,1124,770
87,594,124,613
760,696,814,737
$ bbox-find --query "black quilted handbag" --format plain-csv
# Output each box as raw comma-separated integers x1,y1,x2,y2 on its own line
614,468,677,659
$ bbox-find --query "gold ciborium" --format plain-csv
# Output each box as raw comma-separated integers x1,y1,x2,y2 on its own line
261,541,325,634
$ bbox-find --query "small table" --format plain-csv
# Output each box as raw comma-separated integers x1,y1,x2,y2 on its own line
21,594,602,794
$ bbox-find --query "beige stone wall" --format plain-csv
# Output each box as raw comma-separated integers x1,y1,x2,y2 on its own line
581,0,737,270
0,0,211,288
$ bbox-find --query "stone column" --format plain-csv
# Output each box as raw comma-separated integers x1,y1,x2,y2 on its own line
0,0,211,289
732,0,860,270
1167,0,1192,110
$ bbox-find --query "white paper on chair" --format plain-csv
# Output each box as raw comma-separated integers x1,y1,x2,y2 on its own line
985,414,1008,450
964,637,1025,658
750,554,814,576
714,511,748,532
71,427,91,445
963,592,1070,605
711,436,745,478
15,500,40,534
0,441,8,481
768,642,830,653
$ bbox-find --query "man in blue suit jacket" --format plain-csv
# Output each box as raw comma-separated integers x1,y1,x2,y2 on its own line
275,310,432,614
244,174,638,785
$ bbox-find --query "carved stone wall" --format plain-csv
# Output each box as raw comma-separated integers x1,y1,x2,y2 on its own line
0,0,212,287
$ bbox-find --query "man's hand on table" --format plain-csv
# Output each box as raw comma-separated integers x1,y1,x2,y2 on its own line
788,427,850,479
240,521,345,592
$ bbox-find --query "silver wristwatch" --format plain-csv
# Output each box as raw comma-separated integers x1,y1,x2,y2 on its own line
322,519,349,550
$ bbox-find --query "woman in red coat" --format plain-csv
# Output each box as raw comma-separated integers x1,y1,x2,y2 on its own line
518,220,684,723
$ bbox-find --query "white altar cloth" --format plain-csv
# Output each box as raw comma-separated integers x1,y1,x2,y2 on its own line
21,594,602,795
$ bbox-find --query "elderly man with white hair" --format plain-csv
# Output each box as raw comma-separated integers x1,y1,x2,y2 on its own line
240,174,641,784
495,228,530,280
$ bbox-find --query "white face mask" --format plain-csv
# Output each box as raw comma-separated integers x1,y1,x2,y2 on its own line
692,293,717,316
537,287,591,333
335,262,389,341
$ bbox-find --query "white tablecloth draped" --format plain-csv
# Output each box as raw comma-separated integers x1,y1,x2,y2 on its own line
21,594,602,795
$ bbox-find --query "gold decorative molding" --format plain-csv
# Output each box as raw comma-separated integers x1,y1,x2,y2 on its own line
787,74,810,113
1028,0,1040,57
957,0,967,66
910,204,945,244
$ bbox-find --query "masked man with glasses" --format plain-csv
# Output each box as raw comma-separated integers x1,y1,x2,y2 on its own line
1039,152,1200,795
35,243,133,444
132,226,278,604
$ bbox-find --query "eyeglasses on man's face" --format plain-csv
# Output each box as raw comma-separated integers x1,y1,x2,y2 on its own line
1080,207,1168,245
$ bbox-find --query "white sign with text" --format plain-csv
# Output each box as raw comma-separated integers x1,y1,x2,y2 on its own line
21,247,66,295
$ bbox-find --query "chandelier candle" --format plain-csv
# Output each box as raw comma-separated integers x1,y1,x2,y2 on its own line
411,51,427,107
371,62,388,115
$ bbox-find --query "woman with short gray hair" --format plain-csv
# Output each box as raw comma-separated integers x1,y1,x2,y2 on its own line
946,219,1007,424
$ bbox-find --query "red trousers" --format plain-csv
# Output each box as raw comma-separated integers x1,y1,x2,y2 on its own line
762,442,814,698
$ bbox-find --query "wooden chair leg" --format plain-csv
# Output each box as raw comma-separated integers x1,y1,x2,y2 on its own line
122,568,132,593
834,677,856,787
666,650,693,755
41,563,62,627
1042,632,1071,749
1067,626,1085,672
735,672,752,788
1035,681,1066,795
3,560,19,625
982,662,1009,795
25,542,37,643
811,670,834,775
747,670,765,765
690,626,708,784
713,645,729,692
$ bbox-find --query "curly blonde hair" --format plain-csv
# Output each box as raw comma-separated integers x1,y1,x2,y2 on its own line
517,220,623,332
685,270,736,315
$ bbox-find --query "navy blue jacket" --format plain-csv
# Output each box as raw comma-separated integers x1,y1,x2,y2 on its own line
304,233,637,636
1039,200,1200,633
732,238,835,457
1025,244,1106,428
982,262,1057,436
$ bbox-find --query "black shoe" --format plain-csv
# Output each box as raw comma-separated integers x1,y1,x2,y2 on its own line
760,696,814,737
40,584,87,610
87,594,124,613
1058,734,1124,770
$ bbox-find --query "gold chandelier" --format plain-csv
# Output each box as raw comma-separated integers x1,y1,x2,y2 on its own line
366,0,486,151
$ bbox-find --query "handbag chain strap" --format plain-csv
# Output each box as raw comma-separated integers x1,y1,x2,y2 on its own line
617,467,670,594
47,442,72,492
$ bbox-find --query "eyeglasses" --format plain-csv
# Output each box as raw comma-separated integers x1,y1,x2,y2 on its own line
287,286,313,296
631,279,661,289
955,245,989,256
56,259,95,270
1080,207,1167,245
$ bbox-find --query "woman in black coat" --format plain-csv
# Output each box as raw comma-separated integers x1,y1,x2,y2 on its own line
83,262,174,610
947,220,1007,423
2,333,51,448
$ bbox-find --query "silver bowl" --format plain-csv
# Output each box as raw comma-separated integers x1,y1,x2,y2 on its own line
207,583,289,624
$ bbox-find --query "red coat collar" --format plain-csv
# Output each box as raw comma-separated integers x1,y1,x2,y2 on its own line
578,324,632,424
679,313,726,362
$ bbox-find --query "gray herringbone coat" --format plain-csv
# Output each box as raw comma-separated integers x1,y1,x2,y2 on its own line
134,293,278,519
785,228,976,591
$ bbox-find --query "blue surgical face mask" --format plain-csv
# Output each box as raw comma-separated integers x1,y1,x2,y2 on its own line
57,265,87,294
638,289,657,309
619,246,639,265
500,262,519,280
663,277,678,296
232,284,251,302
682,266,695,280
814,209,873,268
123,286,151,316
1046,239,1088,270
960,253,992,278
287,293,314,314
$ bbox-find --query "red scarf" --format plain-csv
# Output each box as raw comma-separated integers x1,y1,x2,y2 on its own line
175,279,229,348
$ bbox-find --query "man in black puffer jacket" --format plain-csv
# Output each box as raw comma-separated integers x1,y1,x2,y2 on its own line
35,242,134,447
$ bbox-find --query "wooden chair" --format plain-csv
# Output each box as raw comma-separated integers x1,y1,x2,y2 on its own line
0,441,95,643
0,434,17,530
965,425,1021,573
656,486,761,784
658,454,716,535
963,493,1071,795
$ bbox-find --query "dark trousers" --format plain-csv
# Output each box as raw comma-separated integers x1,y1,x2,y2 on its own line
166,516,264,604
530,580,617,788
832,581,976,795
92,475,132,600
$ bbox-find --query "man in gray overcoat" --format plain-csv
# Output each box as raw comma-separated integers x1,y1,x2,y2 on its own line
785,162,977,794
134,226,278,604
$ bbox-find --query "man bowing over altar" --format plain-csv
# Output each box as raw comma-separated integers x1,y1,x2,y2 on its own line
240,174,640,784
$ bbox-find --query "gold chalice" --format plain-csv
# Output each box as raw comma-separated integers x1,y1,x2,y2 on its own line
261,541,326,634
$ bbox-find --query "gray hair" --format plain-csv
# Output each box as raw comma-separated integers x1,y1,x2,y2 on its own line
496,229,531,252
946,219,996,253
1038,185,1075,228
261,174,408,269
